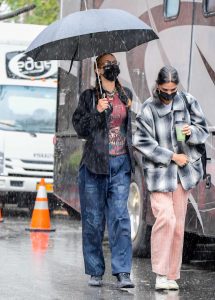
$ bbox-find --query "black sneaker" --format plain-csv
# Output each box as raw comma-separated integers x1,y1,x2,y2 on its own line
88,275,103,287
116,273,135,288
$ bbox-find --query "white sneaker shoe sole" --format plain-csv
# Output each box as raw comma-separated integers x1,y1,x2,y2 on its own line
155,282,169,290
168,280,179,290
155,275,169,290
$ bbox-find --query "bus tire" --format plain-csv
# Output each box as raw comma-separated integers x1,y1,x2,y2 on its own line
128,165,151,258
182,232,198,263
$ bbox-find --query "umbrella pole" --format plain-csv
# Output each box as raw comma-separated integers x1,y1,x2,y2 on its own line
94,58,103,97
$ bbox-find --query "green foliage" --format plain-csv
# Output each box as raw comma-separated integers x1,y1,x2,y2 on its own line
5,0,60,24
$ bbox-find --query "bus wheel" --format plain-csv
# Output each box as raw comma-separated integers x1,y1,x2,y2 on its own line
182,232,198,263
128,166,151,258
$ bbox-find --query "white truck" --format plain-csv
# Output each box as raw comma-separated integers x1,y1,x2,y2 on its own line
0,22,58,212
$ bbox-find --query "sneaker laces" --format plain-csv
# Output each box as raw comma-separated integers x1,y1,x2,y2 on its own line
120,273,130,279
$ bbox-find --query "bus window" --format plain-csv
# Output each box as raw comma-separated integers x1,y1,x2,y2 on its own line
203,0,215,17
164,0,180,20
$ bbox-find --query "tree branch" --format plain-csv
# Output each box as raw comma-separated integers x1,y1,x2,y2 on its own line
0,4,36,21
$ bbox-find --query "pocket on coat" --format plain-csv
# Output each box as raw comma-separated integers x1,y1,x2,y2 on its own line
144,166,170,192
189,157,203,179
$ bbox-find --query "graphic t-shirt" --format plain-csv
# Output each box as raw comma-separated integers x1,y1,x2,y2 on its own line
108,94,127,156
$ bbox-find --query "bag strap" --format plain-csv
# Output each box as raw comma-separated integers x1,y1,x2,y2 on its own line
180,91,191,112
93,92,95,110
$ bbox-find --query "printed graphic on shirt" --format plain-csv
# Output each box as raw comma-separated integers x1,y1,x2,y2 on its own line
109,95,127,156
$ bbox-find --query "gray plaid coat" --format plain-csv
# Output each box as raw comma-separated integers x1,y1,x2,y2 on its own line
133,92,209,192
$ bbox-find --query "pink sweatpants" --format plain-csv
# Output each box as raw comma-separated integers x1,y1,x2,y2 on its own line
150,184,190,280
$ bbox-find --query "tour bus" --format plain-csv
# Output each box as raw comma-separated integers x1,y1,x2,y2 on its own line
0,23,58,213
54,0,215,259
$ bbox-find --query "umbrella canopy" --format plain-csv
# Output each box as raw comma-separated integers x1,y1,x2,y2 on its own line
26,8,158,62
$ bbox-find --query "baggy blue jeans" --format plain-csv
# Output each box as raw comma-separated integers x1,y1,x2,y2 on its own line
78,154,132,276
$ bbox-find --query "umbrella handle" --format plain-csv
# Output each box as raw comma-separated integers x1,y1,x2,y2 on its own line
67,44,79,74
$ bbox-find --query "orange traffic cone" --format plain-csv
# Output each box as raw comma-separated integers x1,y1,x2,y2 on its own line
26,178,55,232
0,208,3,222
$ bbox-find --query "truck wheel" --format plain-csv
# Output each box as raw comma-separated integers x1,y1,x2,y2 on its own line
128,165,151,258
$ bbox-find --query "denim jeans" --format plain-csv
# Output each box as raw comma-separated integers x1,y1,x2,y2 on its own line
78,154,132,276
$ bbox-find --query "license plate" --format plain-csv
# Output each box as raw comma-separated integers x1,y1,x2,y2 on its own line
36,182,53,192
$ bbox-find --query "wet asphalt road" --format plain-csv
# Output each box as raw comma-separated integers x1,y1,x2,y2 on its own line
0,212,215,300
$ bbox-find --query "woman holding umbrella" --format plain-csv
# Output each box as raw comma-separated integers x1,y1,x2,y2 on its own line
72,53,135,288
133,66,208,290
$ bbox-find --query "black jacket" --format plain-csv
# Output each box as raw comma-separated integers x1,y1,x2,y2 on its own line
72,86,134,174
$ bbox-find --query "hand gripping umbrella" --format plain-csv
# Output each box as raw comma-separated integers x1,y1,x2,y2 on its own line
26,8,158,94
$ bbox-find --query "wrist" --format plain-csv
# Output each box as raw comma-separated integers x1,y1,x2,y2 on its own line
96,105,103,113
172,153,177,161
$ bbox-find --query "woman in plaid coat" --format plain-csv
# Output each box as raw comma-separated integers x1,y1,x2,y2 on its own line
133,66,209,290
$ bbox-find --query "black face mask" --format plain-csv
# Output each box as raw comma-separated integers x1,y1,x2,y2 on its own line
103,64,120,81
157,90,177,101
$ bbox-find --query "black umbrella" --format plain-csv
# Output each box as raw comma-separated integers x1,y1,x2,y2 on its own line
26,8,158,94
26,8,158,62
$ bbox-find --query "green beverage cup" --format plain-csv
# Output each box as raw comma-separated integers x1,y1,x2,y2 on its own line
175,121,186,142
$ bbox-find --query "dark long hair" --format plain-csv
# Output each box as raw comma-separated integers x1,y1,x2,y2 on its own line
153,66,180,96
94,53,131,108
156,66,179,85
